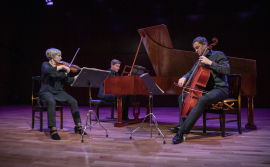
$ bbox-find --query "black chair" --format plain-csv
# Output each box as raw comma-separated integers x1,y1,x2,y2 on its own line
203,74,242,137
31,76,63,132
91,100,115,120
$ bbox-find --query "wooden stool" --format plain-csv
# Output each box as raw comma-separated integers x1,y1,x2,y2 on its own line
91,100,115,120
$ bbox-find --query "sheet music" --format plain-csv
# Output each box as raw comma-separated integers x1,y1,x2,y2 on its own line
140,73,164,95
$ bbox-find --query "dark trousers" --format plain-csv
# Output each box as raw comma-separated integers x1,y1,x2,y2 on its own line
102,94,129,119
40,92,82,128
178,88,228,133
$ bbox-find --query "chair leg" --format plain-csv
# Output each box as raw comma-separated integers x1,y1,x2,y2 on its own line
221,112,225,137
40,108,43,132
237,112,242,134
203,112,206,133
95,104,99,120
60,107,63,129
32,109,35,129
219,114,222,132
110,105,114,119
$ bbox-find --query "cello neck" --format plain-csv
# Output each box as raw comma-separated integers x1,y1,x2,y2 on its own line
185,37,218,86
185,47,209,85
202,48,209,57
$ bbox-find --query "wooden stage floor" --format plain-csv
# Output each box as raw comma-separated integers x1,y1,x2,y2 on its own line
0,105,270,167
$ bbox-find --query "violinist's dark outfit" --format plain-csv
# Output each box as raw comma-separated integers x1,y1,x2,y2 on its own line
97,69,129,120
39,62,81,128
177,50,230,134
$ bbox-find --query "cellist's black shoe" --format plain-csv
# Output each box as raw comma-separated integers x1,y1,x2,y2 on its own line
168,125,181,132
50,130,61,140
122,118,130,122
172,131,185,144
74,126,87,135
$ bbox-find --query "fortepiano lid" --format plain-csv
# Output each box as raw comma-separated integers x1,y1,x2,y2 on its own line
138,24,256,77
138,24,174,49
138,24,199,77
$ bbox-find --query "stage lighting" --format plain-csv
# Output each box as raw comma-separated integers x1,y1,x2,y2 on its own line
45,0,53,5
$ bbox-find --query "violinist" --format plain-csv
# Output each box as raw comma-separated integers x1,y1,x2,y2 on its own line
39,48,86,140
169,37,230,144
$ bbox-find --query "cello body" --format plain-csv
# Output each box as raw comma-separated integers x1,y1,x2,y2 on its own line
181,64,210,117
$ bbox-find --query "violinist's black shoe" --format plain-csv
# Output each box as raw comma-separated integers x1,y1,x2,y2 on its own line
172,131,185,144
50,130,61,140
74,126,87,135
168,125,181,132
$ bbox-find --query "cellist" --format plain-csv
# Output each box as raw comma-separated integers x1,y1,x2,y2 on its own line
170,37,230,144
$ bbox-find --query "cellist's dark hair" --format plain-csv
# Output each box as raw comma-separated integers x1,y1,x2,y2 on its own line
192,36,208,46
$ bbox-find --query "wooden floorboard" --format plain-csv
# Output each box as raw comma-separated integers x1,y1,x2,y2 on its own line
0,105,270,167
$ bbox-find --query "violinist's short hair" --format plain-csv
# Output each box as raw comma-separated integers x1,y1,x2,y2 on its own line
192,36,208,46
111,59,121,66
45,48,62,60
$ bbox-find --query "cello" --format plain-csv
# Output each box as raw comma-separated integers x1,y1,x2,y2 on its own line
180,38,218,118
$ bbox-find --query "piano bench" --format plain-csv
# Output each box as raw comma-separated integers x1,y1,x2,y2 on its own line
91,100,115,120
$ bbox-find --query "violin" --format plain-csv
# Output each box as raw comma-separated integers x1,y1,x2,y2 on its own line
56,61,82,73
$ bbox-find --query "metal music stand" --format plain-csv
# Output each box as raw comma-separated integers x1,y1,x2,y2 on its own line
130,73,166,144
71,67,110,142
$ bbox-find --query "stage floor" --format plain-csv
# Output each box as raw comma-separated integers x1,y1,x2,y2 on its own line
0,105,270,167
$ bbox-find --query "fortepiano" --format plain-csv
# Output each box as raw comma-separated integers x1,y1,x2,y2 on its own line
104,24,257,129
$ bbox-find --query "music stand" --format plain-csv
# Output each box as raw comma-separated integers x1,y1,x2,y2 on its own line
71,67,110,142
130,73,166,144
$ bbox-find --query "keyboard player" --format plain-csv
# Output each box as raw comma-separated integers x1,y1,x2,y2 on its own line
97,59,130,122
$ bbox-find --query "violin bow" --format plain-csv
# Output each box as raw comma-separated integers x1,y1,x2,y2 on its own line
69,48,80,68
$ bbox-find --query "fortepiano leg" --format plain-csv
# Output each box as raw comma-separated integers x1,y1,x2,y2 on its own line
114,96,124,127
133,102,140,121
245,96,257,129
114,96,151,127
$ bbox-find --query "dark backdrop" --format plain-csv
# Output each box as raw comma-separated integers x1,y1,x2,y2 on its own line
1,0,269,107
